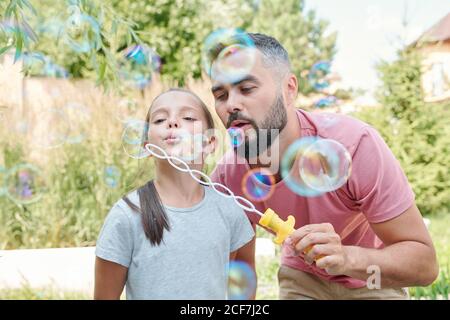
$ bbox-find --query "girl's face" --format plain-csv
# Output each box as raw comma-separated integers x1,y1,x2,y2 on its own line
147,91,213,162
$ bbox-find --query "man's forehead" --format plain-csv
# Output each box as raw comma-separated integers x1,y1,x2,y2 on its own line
210,49,266,91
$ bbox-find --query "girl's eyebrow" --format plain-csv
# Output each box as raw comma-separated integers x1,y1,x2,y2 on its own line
179,105,201,112
149,106,168,116
150,105,201,116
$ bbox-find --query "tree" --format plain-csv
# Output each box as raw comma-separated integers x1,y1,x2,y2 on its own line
1,0,336,92
248,0,337,94
356,48,450,216
0,0,146,89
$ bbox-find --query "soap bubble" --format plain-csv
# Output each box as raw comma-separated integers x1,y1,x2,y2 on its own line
281,136,323,197
202,28,256,83
308,61,331,91
227,127,245,148
104,166,121,188
121,120,150,159
63,5,101,53
299,139,352,193
227,260,257,300
118,44,161,89
241,168,275,202
314,96,337,108
5,164,46,204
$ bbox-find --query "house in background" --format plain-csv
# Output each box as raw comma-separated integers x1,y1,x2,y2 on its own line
413,12,450,103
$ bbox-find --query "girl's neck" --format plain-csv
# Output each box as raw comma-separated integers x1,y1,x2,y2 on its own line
154,160,205,208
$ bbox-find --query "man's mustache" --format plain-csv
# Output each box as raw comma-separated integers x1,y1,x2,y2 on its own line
226,112,258,129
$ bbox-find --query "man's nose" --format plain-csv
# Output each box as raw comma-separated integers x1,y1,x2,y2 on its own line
226,91,243,114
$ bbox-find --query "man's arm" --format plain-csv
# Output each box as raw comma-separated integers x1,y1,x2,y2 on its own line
288,203,439,288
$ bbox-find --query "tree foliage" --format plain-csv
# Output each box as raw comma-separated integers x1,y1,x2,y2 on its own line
1,0,336,92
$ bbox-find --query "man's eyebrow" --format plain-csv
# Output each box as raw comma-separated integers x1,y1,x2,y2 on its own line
211,75,260,94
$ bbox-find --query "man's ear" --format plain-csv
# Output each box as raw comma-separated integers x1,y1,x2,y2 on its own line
285,73,298,106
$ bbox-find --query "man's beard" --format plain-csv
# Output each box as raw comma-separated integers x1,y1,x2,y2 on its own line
228,93,287,163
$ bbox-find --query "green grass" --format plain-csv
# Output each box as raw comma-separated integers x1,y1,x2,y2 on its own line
409,212,450,300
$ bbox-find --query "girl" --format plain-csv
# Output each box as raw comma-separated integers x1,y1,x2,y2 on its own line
94,88,255,300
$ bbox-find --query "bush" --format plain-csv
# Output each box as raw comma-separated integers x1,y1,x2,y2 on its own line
354,50,450,216
0,115,154,249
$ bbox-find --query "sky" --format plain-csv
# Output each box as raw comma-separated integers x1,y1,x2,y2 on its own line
303,0,450,103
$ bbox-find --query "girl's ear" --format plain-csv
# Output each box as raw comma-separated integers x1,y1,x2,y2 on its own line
202,135,217,156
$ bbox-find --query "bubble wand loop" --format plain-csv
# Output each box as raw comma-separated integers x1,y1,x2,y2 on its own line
145,143,296,245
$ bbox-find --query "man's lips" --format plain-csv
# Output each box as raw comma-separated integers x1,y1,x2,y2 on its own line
229,120,251,128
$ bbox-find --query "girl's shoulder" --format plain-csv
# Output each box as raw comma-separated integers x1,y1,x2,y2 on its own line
108,190,140,221
203,185,245,217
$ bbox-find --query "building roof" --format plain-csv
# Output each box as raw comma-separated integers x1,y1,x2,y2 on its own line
415,12,450,45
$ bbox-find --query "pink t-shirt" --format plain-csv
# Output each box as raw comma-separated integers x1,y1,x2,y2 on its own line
210,109,415,288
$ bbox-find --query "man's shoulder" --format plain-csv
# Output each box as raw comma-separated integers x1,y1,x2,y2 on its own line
304,110,374,155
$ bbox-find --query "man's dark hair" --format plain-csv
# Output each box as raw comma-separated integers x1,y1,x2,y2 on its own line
207,32,291,78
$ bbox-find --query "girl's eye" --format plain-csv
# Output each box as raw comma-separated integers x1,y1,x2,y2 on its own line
183,117,196,121
154,119,165,124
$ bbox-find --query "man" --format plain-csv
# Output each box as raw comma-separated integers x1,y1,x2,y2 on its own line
209,33,438,299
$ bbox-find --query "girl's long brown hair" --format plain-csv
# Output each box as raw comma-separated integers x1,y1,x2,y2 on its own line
122,88,215,246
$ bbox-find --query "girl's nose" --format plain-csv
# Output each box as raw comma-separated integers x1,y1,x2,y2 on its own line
167,118,179,128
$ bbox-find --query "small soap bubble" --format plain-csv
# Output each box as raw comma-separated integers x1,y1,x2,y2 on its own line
227,260,257,300
5,164,46,204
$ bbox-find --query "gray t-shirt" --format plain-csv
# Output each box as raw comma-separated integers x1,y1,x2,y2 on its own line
95,185,255,300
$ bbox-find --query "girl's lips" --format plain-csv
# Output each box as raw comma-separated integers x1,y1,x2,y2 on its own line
164,137,181,144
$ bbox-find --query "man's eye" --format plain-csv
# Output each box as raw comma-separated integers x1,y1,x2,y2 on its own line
241,87,255,93
215,93,227,101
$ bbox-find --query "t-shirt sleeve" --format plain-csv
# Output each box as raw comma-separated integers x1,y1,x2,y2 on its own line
95,204,134,268
348,126,415,223
229,202,255,252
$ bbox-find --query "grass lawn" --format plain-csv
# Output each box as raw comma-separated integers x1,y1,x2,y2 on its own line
1,213,449,300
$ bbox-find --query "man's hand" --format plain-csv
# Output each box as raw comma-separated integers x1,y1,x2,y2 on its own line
286,223,349,275
284,204,439,288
